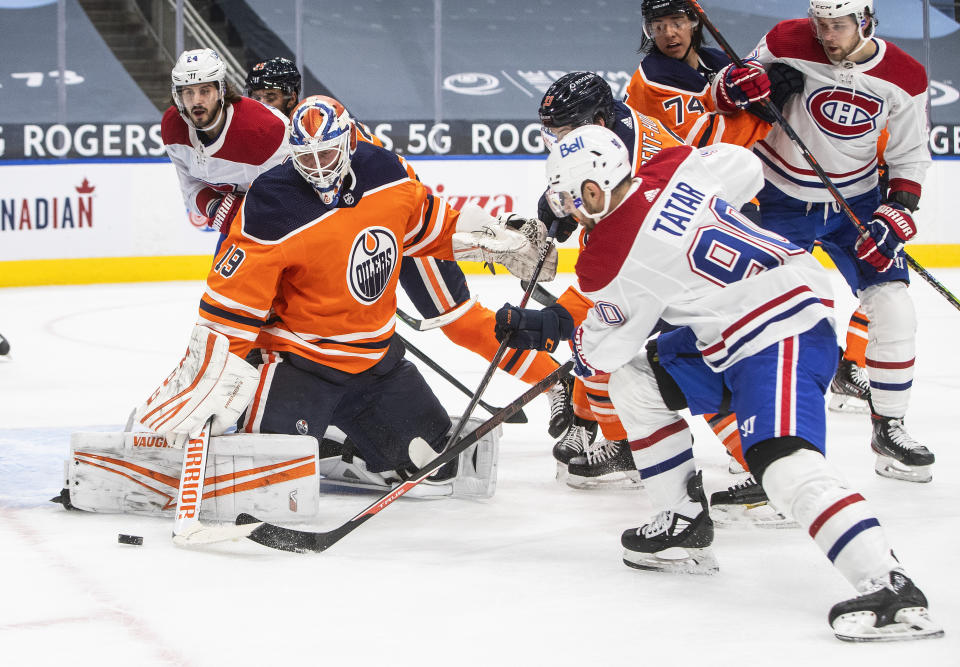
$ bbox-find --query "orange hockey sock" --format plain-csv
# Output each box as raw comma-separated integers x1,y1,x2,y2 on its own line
705,411,747,470
842,309,869,367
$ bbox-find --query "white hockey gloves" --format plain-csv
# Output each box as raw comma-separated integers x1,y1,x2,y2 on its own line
452,203,558,282
133,325,260,447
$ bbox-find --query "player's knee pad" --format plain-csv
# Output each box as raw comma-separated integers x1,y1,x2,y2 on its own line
743,435,821,485
756,447,844,525
859,281,916,345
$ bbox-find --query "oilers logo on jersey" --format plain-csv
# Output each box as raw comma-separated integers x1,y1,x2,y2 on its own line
805,87,884,140
348,227,398,304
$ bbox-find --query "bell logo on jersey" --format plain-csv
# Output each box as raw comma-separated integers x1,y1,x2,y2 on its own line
806,87,884,139
348,227,398,304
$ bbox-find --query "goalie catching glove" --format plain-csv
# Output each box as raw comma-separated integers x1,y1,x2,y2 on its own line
452,203,558,282
133,325,260,447
855,203,917,272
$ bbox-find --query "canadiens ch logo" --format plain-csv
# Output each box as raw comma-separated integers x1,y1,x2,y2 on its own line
347,227,398,304
806,86,884,139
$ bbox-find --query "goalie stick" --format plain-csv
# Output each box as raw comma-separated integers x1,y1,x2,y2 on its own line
235,359,574,553
688,0,960,313
170,417,259,546
396,331,527,423
520,280,559,307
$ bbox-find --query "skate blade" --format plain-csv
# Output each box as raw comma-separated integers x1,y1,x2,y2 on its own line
566,471,642,491
710,503,799,529
828,393,870,415
622,547,719,575
555,462,569,483
833,607,945,642
874,456,932,483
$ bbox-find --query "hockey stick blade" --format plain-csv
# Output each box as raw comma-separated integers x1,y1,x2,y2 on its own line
236,359,574,554
519,280,559,307
396,299,476,331
172,520,262,546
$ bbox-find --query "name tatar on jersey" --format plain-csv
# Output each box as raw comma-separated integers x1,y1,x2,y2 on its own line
348,227,398,304
646,180,708,243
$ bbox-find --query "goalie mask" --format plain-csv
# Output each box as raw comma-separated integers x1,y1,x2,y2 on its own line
289,95,358,206
539,72,615,150
545,125,631,222
171,48,227,132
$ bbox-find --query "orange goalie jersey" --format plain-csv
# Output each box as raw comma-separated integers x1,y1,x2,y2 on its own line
198,140,459,374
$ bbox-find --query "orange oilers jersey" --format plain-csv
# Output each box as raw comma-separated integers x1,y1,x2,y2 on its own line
624,47,771,149
198,140,459,374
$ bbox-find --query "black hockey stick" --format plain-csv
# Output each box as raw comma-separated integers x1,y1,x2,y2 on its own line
236,359,574,553
688,0,960,313
395,331,527,424
519,281,559,307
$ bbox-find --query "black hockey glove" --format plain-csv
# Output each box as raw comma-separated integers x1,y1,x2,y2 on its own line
767,63,804,113
494,303,573,353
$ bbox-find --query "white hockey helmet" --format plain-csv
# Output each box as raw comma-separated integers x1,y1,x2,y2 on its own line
544,124,632,222
171,49,227,128
289,95,358,206
809,0,876,40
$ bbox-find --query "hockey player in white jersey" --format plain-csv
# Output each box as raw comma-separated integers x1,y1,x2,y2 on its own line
495,124,941,641
162,48,290,245
747,0,934,482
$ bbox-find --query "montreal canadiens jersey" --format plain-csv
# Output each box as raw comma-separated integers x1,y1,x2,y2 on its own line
624,47,771,149
556,101,684,326
198,140,459,374
162,97,290,216
573,144,835,375
751,19,930,202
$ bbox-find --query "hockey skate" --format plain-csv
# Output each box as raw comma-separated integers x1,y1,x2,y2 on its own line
566,439,641,490
871,416,934,483
552,416,597,481
828,358,871,414
547,375,574,438
621,471,718,574
830,569,943,642
709,475,798,529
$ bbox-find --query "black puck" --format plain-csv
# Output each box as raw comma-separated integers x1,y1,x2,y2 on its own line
118,534,144,546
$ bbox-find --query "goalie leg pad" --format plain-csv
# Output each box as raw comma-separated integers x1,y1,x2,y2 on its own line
134,325,259,446
67,431,321,522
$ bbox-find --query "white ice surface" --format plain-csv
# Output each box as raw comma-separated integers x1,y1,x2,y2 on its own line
0,272,958,666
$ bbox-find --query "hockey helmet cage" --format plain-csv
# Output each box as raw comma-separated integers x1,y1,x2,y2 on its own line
289,95,358,206
809,0,876,40
545,125,632,222
539,72,615,149
245,57,302,97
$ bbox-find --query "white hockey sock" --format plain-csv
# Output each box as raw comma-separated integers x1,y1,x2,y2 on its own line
860,282,916,418
629,418,696,510
762,449,899,589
